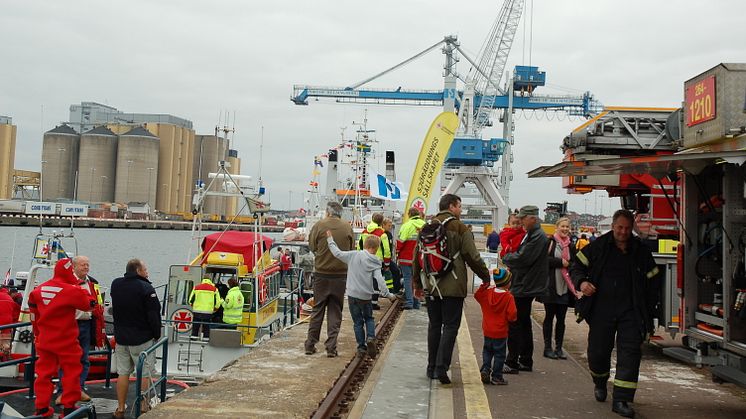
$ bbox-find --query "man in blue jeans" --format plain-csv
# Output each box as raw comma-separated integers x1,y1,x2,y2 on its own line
326,231,396,357
396,207,425,309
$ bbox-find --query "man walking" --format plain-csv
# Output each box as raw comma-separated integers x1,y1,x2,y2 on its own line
304,201,354,357
413,194,491,384
111,259,162,419
570,210,659,418
502,205,549,374
396,207,425,309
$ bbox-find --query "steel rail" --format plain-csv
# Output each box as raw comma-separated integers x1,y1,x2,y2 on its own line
310,299,402,419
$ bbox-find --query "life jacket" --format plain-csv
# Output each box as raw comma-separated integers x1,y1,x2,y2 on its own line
396,216,425,266
189,278,221,314
222,286,244,325
417,217,457,298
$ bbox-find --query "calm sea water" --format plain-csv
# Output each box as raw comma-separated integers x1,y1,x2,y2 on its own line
0,226,281,290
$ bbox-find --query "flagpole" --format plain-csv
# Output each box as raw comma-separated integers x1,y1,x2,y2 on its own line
5,231,17,285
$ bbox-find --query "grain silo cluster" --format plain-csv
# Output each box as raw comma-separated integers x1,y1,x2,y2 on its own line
38,102,243,218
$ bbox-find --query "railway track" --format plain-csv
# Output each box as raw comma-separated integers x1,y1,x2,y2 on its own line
310,299,403,419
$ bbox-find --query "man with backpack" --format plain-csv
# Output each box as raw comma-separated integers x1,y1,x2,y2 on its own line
413,194,491,384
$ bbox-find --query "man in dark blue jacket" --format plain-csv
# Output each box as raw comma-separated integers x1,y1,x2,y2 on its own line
502,205,549,373
110,259,162,418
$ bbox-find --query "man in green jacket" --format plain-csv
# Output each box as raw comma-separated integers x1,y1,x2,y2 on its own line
413,194,491,384
221,278,244,328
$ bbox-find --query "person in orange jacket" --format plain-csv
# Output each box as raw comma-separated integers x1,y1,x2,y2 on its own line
28,258,93,418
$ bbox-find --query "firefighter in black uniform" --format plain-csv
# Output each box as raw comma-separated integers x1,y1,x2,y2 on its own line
570,209,660,418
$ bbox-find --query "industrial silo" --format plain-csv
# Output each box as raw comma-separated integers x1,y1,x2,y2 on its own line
78,126,117,203
193,134,227,216
226,149,241,216
42,124,79,200
115,126,159,209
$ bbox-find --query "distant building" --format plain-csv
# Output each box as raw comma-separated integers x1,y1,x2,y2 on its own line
0,116,16,200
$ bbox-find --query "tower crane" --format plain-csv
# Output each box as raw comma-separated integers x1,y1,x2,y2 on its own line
291,0,602,227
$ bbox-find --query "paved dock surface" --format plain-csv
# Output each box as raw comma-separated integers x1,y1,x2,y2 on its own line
145,297,746,418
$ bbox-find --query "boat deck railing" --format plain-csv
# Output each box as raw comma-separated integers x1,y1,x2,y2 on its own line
134,336,169,418
0,321,35,398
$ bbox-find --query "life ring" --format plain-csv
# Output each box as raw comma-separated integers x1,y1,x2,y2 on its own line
258,275,269,305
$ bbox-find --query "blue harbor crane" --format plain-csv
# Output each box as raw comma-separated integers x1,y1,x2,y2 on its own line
291,0,602,226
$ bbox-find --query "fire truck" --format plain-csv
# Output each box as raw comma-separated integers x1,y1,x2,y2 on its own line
529,63,746,386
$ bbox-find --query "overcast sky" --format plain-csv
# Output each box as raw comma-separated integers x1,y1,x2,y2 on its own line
2,0,744,216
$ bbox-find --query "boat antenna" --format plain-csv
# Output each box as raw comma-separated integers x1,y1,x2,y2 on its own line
258,126,264,183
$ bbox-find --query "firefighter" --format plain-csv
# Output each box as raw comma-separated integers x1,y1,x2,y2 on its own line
189,277,222,340
570,209,660,418
28,258,94,418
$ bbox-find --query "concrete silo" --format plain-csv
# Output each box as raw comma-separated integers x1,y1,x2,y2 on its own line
42,124,79,200
193,134,227,216
226,149,241,216
78,126,117,203
115,126,159,208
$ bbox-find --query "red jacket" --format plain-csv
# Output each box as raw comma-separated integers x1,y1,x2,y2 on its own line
0,288,20,328
499,227,526,258
28,259,92,353
474,283,517,339
280,254,292,271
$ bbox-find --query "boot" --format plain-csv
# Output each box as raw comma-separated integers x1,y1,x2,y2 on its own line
554,347,567,359
543,346,558,359
594,385,608,402
612,401,635,417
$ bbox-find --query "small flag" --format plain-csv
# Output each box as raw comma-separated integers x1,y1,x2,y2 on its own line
3,268,10,286
371,172,406,201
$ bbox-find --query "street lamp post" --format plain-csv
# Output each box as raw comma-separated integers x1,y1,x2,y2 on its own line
126,159,133,204
89,167,95,202
100,175,107,202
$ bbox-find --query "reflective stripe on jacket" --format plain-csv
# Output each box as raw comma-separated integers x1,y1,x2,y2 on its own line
222,286,244,324
396,216,425,265
189,279,222,314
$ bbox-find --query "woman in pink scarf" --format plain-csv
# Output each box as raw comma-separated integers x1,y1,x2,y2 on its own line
540,217,581,360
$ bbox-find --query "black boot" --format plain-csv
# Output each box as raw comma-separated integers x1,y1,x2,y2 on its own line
612,401,635,417
554,347,567,359
594,385,607,402
543,348,558,359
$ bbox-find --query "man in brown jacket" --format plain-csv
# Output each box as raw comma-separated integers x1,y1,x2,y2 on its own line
414,194,491,384
305,201,355,357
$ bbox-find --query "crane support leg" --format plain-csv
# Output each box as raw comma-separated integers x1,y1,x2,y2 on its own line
443,169,507,231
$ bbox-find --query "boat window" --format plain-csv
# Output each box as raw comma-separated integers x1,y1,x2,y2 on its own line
173,279,194,306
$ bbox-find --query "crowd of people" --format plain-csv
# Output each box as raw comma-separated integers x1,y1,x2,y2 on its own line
304,195,659,418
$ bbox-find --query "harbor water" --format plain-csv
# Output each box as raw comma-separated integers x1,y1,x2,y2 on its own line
0,226,281,290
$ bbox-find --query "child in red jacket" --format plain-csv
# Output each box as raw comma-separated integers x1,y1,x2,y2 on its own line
499,213,526,258
474,268,517,385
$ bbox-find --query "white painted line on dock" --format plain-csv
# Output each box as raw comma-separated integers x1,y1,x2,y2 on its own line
457,310,492,419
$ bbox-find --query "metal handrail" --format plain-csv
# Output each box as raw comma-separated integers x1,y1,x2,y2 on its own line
0,321,36,399
61,404,97,419
87,333,113,388
134,336,169,418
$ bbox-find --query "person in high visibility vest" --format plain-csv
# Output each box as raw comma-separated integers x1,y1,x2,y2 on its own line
222,278,244,328
189,278,222,339
396,207,426,309
357,213,390,309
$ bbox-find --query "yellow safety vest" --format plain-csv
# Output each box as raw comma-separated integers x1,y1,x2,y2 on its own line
222,286,244,324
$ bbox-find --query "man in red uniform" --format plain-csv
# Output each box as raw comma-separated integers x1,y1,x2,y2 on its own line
0,285,21,360
28,258,94,417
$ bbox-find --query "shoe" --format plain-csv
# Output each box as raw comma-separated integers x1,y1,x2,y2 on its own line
366,338,377,358
34,407,54,418
437,372,451,384
426,368,435,379
357,349,367,357
502,364,519,375
611,401,635,417
80,390,91,402
543,349,558,359
594,386,608,402
304,347,317,355
555,349,567,359
63,407,78,416
517,363,533,372
327,350,338,358
490,377,508,385
402,306,413,310
113,407,126,419
480,370,490,384
372,304,381,311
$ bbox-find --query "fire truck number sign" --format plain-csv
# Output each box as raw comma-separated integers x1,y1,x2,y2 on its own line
686,75,716,127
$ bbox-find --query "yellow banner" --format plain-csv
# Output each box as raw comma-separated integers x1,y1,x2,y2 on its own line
404,112,460,220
